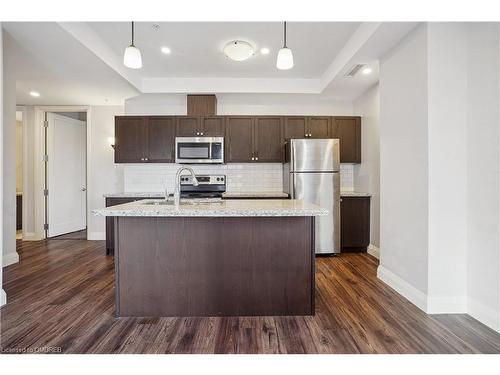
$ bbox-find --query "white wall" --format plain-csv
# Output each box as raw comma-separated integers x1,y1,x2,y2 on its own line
125,93,354,116
353,84,380,248
466,23,500,331
378,24,430,310
378,22,500,331
426,23,468,313
87,106,124,240
1,23,6,306
2,30,19,267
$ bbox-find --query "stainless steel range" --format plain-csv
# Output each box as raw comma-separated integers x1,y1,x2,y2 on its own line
180,174,226,198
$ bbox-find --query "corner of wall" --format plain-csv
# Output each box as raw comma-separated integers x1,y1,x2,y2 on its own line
0,288,6,307
377,264,428,312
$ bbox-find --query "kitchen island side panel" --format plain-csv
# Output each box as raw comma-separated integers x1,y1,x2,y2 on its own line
115,216,314,317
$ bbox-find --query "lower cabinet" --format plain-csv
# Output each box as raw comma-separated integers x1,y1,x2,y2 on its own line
105,197,146,255
340,196,371,252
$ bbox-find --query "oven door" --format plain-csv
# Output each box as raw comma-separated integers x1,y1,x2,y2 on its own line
175,137,224,164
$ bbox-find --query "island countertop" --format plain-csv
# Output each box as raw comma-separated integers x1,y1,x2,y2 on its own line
93,198,327,217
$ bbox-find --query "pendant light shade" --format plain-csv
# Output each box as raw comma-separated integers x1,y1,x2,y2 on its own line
276,22,294,70
123,22,142,69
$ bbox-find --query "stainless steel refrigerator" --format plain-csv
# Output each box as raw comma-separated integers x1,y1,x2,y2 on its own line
283,139,340,255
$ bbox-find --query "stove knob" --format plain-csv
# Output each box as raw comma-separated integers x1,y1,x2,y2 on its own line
216,177,221,181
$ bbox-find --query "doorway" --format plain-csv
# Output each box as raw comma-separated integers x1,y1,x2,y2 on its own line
45,112,87,239
15,110,23,240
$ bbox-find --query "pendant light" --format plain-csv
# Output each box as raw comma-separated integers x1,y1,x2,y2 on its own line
276,22,294,70
123,22,142,69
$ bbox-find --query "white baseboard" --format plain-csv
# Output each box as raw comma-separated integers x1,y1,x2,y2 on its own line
367,244,380,259
377,265,427,312
21,232,42,241
427,296,467,314
3,251,20,267
468,297,500,332
0,289,6,307
87,231,105,241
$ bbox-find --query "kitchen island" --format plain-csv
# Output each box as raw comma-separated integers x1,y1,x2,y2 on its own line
94,199,327,317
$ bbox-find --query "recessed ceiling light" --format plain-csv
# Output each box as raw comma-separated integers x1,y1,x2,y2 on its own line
223,40,255,61
29,91,40,97
260,47,270,55
161,46,171,54
362,67,372,75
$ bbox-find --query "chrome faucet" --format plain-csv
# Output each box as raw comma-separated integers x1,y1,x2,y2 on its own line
173,166,199,207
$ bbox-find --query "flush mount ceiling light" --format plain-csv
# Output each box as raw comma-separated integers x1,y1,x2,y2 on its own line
161,46,171,54
29,91,40,97
260,47,270,55
223,40,255,61
123,22,143,69
362,66,373,75
277,22,294,70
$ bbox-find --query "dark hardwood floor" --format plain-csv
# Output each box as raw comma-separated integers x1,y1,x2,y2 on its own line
2,238,500,354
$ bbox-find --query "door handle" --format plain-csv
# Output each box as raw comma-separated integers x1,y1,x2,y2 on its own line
81,187,87,191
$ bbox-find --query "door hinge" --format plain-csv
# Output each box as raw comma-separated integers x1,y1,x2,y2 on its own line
43,223,49,230
44,120,49,128
43,155,48,162
43,189,48,197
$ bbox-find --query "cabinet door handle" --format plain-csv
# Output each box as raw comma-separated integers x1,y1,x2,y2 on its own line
196,132,199,135
145,157,149,161
200,132,204,135
140,158,144,161
251,157,255,161
255,157,259,161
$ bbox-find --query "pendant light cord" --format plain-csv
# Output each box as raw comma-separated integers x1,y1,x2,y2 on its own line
283,21,287,48
131,21,135,46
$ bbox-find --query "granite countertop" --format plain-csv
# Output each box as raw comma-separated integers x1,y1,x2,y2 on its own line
222,191,289,198
340,191,371,197
93,198,327,218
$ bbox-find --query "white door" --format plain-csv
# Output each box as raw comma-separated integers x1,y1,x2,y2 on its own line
47,113,87,237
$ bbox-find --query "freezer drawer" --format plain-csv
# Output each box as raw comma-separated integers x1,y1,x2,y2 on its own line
292,172,340,254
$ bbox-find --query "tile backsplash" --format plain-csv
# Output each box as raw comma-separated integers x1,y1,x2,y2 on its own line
123,163,355,193
124,164,284,193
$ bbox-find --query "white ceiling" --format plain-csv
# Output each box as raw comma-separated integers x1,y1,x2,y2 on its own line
88,22,360,78
3,21,419,105
4,22,139,105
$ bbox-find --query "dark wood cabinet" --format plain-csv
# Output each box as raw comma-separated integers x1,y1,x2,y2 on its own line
201,116,225,136
332,117,361,163
114,115,361,164
254,117,283,162
115,116,175,163
284,117,308,139
226,116,255,162
226,116,283,163
105,197,148,255
307,117,331,139
340,196,371,252
176,116,200,136
16,194,22,230
147,117,176,162
115,116,148,163
176,116,225,137
284,117,330,139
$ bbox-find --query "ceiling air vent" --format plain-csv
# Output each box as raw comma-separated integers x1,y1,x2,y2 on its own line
344,64,365,78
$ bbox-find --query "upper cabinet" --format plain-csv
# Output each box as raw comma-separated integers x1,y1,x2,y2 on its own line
176,116,225,137
307,117,331,139
283,116,331,139
114,115,361,164
115,116,147,163
331,117,361,163
147,117,176,162
115,116,175,163
254,117,283,162
226,116,283,163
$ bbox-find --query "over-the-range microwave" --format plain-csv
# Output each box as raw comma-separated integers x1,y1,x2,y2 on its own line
175,136,224,164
